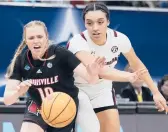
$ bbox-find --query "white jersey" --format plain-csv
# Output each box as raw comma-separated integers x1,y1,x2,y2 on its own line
68,28,132,99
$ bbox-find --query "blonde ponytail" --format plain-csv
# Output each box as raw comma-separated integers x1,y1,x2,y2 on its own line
5,41,26,78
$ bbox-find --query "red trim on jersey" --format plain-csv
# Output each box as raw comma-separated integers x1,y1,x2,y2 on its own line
66,33,86,51
66,42,70,49
27,50,33,68
80,32,87,41
26,50,48,68
112,88,117,105
113,30,117,37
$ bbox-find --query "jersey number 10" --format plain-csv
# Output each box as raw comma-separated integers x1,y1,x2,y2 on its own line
37,87,54,100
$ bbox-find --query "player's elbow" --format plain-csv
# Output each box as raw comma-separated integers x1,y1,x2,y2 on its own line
3,94,14,106
3,97,12,106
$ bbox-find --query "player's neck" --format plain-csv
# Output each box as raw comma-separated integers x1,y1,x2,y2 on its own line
31,50,47,60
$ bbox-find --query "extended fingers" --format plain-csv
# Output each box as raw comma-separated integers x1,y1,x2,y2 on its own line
20,80,32,87
95,56,106,65
155,101,165,112
160,99,168,113
128,73,138,83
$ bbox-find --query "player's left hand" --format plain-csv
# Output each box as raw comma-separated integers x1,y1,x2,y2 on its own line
86,56,105,76
153,91,168,113
128,68,148,83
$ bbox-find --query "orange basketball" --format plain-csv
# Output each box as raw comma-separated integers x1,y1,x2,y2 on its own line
41,92,77,128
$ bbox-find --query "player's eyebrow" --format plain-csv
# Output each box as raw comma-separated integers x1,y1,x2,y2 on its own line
86,18,105,21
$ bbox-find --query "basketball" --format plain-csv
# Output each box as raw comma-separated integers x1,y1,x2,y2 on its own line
41,92,77,128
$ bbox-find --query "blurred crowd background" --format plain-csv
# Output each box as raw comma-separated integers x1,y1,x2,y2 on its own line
1,0,168,8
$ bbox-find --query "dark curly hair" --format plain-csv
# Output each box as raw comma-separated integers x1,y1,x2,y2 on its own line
158,75,168,97
158,75,168,89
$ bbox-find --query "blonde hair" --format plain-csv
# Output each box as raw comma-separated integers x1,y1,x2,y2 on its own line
6,20,55,78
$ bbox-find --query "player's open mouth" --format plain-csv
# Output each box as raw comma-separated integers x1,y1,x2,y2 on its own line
93,33,100,35
34,46,41,49
92,33,101,38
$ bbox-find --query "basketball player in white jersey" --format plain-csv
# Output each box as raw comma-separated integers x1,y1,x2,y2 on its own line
67,2,168,132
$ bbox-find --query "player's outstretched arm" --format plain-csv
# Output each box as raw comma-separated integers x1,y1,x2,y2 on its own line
73,56,105,84
75,50,146,82
99,68,147,83
124,47,168,112
4,79,32,105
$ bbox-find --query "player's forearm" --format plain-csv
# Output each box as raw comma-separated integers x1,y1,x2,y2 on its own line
85,73,99,84
3,90,20,105
99,68,132,82
74,63,99,84
138,70,159,94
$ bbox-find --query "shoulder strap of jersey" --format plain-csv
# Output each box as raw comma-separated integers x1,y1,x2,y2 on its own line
20,49,27,69
66,42,70,49
19,50,28,79
113,30,118,37
80,32,87,41
66,32,87,49
48,44,56,57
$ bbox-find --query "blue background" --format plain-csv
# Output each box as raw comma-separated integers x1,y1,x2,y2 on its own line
0,5,168,85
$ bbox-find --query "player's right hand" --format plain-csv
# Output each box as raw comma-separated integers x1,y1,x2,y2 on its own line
16,80,32,95
153,91,168,113
86,56,106,76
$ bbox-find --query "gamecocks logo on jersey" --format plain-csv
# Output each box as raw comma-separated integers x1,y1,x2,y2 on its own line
111,46,118,53
28,101,40,116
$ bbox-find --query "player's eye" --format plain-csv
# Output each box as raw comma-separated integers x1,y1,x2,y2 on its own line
28,36,34,40
98,21,104,25
37,35,43,39
87,22,93,26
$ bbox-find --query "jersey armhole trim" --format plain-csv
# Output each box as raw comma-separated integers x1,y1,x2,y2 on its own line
80,32,87,41
113,30,117,37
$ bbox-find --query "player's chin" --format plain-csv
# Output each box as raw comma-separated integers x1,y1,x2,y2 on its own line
92,35,101,40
